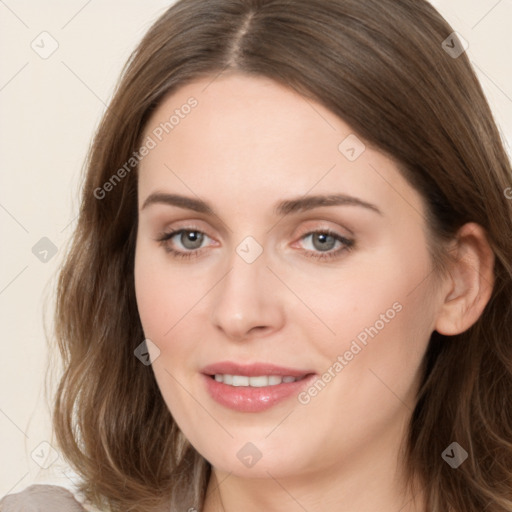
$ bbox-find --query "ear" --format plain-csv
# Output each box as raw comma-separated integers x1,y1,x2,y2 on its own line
434,222,495,336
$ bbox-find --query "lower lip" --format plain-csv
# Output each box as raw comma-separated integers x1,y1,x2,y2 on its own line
202,374,316,412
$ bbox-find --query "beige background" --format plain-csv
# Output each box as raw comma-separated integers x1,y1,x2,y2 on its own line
1,0,511,497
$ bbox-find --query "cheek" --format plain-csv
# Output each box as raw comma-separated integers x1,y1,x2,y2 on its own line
301,239,435,384
296,255,422,343
134,243,198,342
134,246,198,419
134,256,168,339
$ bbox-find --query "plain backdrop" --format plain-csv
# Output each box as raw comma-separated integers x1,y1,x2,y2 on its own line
1,0,511,497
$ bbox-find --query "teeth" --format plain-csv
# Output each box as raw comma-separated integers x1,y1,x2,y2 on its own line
268,375,282,385
248,376,269,387
213,374,300,387
232,375,249,387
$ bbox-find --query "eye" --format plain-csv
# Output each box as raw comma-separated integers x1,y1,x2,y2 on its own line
156,227,354,262
156,228,212,259
297,230,355,261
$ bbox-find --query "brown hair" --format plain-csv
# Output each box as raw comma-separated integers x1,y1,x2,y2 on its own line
50,0,512,511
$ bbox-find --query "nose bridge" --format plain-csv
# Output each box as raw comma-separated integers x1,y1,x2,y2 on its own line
210,238,283,339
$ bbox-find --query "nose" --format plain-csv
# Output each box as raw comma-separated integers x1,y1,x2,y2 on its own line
210,245,285,341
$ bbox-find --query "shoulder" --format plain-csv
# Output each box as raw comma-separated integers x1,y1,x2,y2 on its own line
0,484,88,511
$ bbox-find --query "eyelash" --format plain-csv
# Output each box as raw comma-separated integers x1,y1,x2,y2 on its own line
155,228,355,261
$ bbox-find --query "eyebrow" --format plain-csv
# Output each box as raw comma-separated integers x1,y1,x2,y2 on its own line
141,192,383,216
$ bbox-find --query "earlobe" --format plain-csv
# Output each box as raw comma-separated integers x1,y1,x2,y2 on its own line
434,223,495,336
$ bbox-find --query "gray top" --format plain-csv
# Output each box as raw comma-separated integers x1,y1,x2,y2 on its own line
0,485,88,511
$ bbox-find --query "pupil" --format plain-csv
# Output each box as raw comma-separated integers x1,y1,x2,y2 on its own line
182,231,203,249
313,233,335,251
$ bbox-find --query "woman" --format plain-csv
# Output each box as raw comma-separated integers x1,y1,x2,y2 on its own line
2,0,511,511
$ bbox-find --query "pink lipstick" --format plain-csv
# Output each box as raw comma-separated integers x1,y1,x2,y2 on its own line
201,361,316,413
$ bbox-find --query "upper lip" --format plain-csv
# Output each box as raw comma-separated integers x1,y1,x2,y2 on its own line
201,361,315,378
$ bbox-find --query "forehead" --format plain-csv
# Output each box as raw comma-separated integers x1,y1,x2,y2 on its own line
142,72,343,162
138,72,425,224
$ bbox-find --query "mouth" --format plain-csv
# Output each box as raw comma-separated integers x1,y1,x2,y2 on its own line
209,374,308,386
201,361,316,412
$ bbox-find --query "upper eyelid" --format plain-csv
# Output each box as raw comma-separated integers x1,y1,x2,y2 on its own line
159,217,353,236
291,230,352,251
159,227,214,243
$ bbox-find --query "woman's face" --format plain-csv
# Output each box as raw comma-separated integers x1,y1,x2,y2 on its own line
134,72,443,481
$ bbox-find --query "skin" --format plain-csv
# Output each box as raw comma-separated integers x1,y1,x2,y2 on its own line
134,72,495,512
